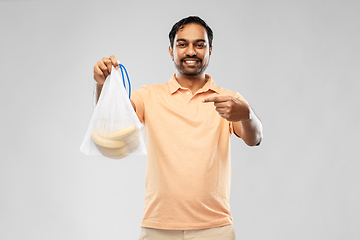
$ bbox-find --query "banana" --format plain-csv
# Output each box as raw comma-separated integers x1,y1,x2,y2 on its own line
91,130,126,148
92,125,141,159
127,138,140,153
124,130,139,143
95,144,129,156
100,152,128,159
100,125,137,140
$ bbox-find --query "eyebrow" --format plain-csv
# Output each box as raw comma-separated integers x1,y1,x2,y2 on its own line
176,38,206,43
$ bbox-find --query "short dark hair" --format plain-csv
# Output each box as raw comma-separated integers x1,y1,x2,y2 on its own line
169,16,213,49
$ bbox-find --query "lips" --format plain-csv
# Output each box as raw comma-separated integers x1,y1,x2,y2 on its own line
182,58,201,66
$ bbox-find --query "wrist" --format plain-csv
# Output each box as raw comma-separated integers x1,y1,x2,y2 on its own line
240,105,252,122
95,81,104,87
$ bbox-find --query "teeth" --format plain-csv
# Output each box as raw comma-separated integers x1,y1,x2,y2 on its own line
185,61,197,63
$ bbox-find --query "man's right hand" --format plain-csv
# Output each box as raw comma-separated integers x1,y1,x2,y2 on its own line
92,55,136,111
94,55,119,86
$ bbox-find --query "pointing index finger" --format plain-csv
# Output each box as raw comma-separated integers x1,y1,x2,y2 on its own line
202,95,229,103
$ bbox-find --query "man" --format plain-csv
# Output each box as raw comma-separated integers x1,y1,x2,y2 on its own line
93,16,262,240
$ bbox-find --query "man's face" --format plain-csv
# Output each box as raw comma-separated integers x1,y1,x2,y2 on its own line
169,23,212,77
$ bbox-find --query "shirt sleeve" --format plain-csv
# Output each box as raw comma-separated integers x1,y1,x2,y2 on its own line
130,86,148,124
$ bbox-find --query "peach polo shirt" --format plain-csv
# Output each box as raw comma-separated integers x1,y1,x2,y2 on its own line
130,74,246,230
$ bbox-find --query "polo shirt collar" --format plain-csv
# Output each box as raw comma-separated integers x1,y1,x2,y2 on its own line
169,74,220,94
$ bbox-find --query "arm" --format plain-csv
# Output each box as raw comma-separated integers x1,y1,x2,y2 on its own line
93,82,103,106
232,106,263,146
93,55,136,111
202,96,263,147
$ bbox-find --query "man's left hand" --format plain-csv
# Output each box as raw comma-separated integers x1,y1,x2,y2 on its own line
202,96,250,122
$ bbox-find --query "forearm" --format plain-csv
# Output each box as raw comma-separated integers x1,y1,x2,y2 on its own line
93,83,103,106
233,107,263,146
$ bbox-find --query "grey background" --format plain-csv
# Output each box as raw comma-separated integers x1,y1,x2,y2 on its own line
1,0,359,239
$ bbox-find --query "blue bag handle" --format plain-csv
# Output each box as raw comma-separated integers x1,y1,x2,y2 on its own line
118,63,131,99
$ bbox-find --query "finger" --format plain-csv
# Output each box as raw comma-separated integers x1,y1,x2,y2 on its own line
94,64,106,85
202,95,230,103
215,106,227,113
219,112,227,119
102,57,113,75
110,55,120,70
94,64,104,78
213,101,230,108
98,59,110,77
94,61,108,78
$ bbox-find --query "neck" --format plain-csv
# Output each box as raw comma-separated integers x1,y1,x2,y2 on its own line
175,72,207,94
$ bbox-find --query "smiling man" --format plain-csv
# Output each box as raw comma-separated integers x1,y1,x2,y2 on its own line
170,23,211,79
93,16,263,240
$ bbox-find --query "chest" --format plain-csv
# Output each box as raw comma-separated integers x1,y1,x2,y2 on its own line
143,90,229,139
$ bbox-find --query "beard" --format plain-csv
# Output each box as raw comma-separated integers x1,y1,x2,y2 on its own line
174,57,210,77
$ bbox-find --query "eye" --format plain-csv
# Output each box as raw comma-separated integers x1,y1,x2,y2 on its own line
177,43,186,47
196,43,205,48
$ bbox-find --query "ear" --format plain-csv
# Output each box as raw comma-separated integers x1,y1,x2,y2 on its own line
169,46,174,61
209,46,212,56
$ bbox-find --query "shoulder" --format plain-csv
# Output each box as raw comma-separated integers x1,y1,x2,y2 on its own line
132,82,169,99
217,87,236,96
207,75,241,97
215,86,241,98
133,82,168,93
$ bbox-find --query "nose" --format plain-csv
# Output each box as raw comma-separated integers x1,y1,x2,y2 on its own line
185,44,196,56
